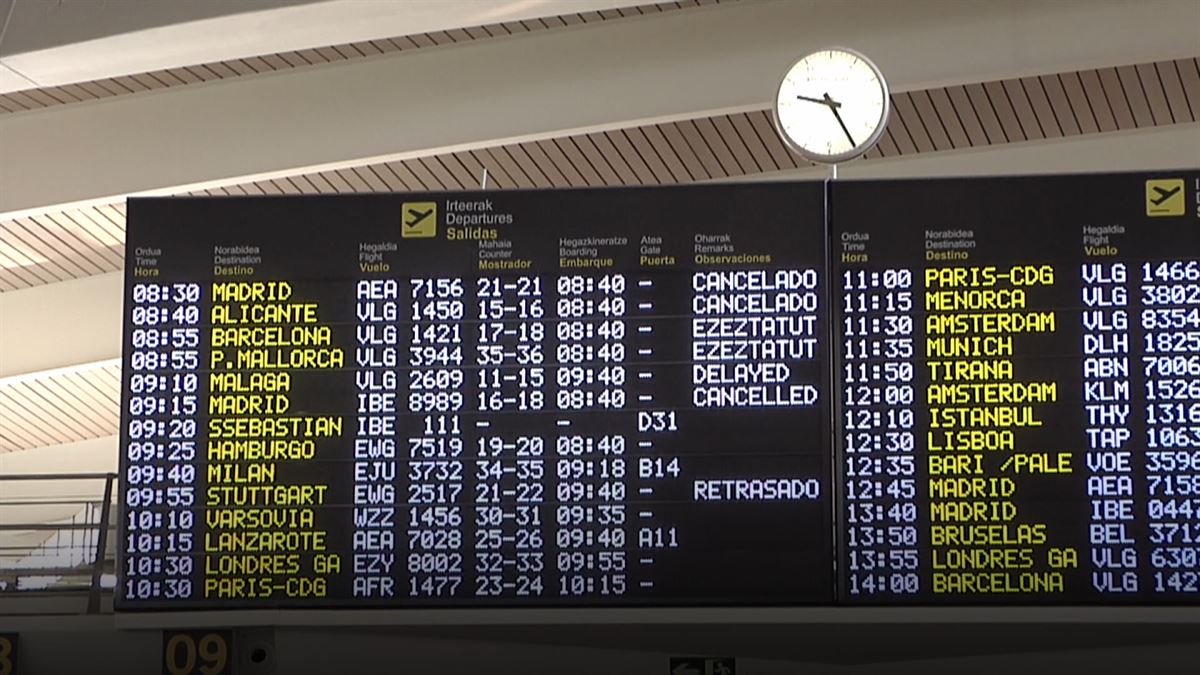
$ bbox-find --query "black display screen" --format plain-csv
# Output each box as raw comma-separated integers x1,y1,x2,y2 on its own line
118,171,1200,610
116,184,835,609
833,170,1200,603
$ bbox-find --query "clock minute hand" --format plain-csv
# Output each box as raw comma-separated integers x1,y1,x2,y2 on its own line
824,93,857,146
796,94,841,108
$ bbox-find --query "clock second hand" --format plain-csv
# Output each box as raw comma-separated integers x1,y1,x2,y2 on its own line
823,92,857,147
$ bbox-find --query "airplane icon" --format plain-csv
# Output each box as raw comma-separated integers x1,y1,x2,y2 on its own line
400,202,437,237
405,207,433,227
1146,179,1185,216
1150,184,1181,206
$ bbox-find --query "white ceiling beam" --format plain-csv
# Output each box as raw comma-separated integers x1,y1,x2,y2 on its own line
0,436,117,476
0,272,123,377
2,0,1197,218
0,62,38,91
0,0,649,93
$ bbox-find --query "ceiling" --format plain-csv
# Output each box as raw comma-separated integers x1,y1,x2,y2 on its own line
0,0,323,55
0,0,649,93
0,0,1198,557
1,53,1196,293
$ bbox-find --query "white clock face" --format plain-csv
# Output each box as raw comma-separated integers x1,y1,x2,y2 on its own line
774,48,889,163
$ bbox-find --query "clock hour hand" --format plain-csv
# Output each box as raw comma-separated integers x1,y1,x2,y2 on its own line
824,93,857,147
796,94,841,108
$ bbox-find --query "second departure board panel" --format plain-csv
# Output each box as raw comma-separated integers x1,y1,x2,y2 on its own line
118,184,834,609
833,171,1200,603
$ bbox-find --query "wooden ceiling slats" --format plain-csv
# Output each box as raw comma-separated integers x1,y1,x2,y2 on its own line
747,110,799,169
522,141,572,187
1116,65,1155,128
909,90,954,150
1,220,72,282
0,364,122,453
381,161,427,191
1003,79,1046,140
669,121,723,179
1097,68,1136,130
4,383,88,443
359,164,397,191
604,129,661,184
959,83,999,143
307,170,340,192
637,125,692,183
451,151,496,189
940,86,983,146
487,146,538,189
468,149,516,189
1077,70,1118,133
405,157,451,190
351,166,390,192
926,88,971,148
550,137,606,186
0,233,55,286
506,143,556,189
534,139,590,187
0,395,65,449
16,88,59,107
42,212,122,269
582,133,637,184
892,94,935,151
713,115,766,174
984,81,1027,142
1034,75,1075,136
1137,63,1175,125
432,154,477,189
1058,72,1100,134
1174,58,1200,121
720,112,777,171
690,118,743,176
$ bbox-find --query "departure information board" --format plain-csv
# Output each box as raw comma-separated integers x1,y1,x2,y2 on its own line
117,184,834,609
119,171,1200,610
833,170,1200,603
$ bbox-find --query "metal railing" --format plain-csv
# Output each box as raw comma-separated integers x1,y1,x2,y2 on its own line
0,472,117,613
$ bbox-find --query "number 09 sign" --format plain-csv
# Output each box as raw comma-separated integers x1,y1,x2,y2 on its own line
162,630,232,675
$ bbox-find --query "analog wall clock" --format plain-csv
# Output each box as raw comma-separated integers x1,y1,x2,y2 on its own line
774,47,890,164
